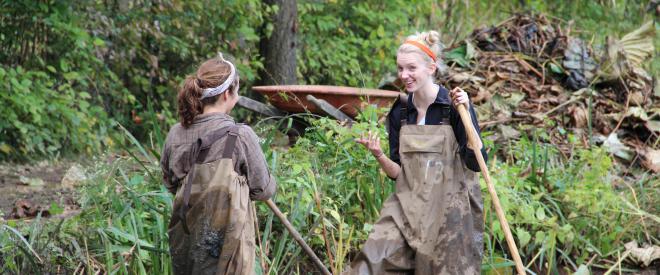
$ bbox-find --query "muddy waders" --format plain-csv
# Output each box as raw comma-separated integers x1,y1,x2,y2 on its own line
168,125,256,275
346,119,484,274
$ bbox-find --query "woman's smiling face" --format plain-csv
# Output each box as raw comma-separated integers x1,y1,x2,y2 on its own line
397,51,435,93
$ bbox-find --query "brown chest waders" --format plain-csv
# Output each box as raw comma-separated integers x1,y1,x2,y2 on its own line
345,96,484,275
168,124,256,275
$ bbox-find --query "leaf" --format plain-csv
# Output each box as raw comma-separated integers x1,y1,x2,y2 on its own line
107,227,155,249
362,223,373,233
645,120,660,132
534,231,546,244
48,202,64,215
639,148,660,173
129,175,144,186
599,21,655,81
498,124,520,140
517,228,531,248
626,107,649,121
328,209,340,223
291,164,302,175
602,133,634,161
59,60,69,72
63,72,79,81
492,220,503,240
79,92,91,99
573,264,590,275
93,37,105,46
465,40,476,60
549,62,564,74
445,45,469,67
376,25,385,38
535,207,546,220
0,143,12,154
521,205,535,221
624,241,660,267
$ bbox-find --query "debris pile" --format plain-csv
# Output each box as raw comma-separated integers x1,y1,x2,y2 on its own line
436,14,657,172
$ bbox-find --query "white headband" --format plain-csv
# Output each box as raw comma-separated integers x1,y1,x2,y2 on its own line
200,54,236,100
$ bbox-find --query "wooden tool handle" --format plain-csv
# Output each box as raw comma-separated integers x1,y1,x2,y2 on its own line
455,103,482,150
456,104,526,275
265,199,332,275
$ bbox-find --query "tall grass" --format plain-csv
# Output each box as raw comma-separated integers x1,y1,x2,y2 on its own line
0,124,172,274
1,109,657,274
253,106,658,274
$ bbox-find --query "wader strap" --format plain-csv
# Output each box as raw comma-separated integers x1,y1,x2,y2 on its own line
221,127,240,159
399,93,409,126
440,105,451,125
178,124,243,234
179,138,202,234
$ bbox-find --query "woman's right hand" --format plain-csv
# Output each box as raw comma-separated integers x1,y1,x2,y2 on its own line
355,130,384,158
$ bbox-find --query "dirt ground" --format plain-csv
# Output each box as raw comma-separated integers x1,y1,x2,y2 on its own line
0,161,78,219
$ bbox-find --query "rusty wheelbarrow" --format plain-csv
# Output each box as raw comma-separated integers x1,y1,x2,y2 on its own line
238,85,401,122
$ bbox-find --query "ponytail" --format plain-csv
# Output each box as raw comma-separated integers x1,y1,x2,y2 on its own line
177,75,204,128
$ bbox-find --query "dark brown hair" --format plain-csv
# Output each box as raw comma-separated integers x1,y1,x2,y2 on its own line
177,57,239,127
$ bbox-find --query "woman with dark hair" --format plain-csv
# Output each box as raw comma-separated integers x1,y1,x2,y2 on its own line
161,54,276,275
348,31,488,274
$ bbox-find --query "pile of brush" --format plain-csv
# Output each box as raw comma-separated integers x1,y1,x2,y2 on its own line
435,14,657,172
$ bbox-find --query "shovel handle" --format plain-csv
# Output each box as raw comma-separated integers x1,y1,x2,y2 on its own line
265,199,332,275
456,104,526,275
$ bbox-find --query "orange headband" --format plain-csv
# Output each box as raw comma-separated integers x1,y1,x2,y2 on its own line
404,40,437,62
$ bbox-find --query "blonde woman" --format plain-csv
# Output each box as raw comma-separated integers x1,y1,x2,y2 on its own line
350,31,487,274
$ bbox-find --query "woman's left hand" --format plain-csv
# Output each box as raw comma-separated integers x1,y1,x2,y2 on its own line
355,130,384,159
450,87,470,109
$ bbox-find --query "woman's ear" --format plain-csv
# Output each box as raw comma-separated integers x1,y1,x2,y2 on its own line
428,62,437,75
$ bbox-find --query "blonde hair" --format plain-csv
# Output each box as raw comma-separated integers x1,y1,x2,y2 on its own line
398,31,447,76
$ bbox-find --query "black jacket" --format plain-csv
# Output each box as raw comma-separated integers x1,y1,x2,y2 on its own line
386,85,488,172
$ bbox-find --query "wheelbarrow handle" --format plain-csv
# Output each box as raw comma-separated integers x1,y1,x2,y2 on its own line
456,104,526,275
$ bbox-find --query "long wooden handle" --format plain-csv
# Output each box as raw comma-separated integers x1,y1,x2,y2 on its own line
456,104,526,275
265,199,332,275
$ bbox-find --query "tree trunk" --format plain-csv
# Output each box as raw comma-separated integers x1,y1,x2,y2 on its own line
259,0,298,85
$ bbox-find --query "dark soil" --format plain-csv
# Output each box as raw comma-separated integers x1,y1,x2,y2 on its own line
0,161,78,219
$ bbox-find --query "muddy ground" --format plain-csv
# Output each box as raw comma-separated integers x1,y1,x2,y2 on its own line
0,161,78,219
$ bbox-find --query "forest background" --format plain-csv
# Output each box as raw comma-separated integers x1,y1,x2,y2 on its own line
0,0,658,274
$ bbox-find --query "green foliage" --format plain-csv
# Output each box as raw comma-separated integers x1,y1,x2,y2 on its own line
0,1,657,272
0,130,171,274
0,65,112,160
76,157,172,274
251,107,391,273
1,113,657,273
272,113,391,224
1,0,655,160
82,0,267,117
482,136,655,273
0,0,268,160
297,0,432,87
0,1,119,160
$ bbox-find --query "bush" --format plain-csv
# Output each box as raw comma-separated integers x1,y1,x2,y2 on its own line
1,113,657,273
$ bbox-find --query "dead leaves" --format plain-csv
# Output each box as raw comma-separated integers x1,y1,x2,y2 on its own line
9,199,50,219
436,14,658,172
